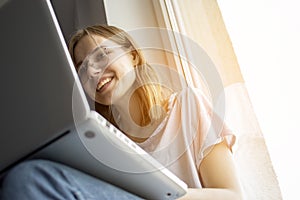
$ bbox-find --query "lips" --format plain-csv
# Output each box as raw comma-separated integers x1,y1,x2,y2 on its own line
96,76,113,91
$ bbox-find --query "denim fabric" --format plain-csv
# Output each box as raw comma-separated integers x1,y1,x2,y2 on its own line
0,159,143,200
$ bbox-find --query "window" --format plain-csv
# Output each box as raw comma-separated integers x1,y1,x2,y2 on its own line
103,0,283,199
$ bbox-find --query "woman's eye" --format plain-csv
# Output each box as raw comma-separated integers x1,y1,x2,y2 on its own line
103,47,112,54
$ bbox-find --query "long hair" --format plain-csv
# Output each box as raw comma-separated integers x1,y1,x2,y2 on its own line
68,24,168,127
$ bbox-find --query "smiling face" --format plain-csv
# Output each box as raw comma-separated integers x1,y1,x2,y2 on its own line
74,34,137,105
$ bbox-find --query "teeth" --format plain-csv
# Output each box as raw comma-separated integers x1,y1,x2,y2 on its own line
97,77,112,90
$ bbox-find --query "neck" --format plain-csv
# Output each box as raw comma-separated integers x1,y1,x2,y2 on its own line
112,89,142,127
112,83,160,143
111,83,144,138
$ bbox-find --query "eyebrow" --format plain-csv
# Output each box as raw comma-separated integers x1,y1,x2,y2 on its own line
74,44,121,70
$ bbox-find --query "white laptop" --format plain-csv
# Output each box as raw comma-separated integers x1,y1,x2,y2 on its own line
0,0,187,199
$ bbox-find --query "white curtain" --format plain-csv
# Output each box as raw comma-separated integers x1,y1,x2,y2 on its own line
159,0,283,199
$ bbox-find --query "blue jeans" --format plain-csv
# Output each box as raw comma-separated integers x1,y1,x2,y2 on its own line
0,159,143,200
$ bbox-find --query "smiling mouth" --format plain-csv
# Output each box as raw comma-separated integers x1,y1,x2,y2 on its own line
96,77,113,91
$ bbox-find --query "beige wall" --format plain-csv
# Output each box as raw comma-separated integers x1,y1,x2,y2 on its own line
103,0,158,29
103,0,165,65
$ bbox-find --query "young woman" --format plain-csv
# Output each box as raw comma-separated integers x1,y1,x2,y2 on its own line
0,25,243,200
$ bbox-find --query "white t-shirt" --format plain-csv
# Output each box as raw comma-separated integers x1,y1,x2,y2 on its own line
138,87,235,188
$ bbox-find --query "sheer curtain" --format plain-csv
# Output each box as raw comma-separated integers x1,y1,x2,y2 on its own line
156,0,283,199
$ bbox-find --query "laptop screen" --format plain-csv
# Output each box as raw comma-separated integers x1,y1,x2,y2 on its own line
0,0,87,173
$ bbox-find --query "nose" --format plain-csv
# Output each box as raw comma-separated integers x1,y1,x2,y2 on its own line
86,65,103,79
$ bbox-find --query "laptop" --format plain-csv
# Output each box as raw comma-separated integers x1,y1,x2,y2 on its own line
0,0,187,199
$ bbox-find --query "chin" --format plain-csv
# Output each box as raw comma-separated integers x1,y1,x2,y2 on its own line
94,94,113,106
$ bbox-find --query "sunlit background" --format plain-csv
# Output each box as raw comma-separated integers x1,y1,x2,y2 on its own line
218,0,300,199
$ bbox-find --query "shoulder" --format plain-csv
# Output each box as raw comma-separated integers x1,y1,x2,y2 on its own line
170,86,212,109
165,87,214,123
177,86,204,96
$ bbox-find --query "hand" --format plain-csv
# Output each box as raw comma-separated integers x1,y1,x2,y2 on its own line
177,188,243,200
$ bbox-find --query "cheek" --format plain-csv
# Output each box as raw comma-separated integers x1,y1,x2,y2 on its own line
115,59,136,79
115,60,136,86
123,71,136,89
83,83,96,101
116,68,134,82
111,68,136,101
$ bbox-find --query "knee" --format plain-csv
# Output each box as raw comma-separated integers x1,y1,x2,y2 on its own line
1,160,77,200
2,159,61,188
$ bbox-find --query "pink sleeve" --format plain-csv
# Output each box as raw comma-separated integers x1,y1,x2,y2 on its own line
176,87,236,167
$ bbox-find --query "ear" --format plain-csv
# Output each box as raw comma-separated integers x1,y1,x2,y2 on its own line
131,50,139,65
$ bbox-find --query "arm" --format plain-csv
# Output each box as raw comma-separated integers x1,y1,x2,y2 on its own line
178,140,244,200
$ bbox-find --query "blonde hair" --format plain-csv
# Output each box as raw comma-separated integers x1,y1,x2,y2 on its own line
68,24,168,126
